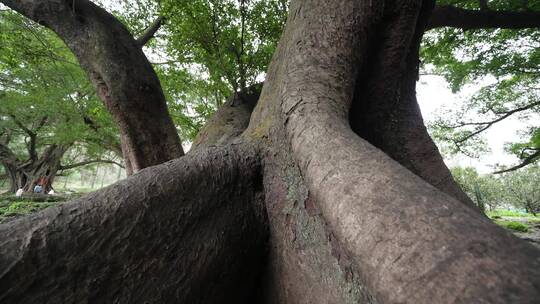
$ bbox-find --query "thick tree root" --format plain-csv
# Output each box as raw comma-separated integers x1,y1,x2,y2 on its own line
0,144,267,304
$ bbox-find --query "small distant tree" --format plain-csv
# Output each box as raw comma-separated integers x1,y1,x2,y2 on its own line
451,167,505,211
502,166,540,215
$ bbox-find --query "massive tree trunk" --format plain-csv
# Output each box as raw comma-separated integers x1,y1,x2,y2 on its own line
1,0,184,174
349,0,476,208
247,0,539,302
2,163,24,193
1,0,540,303
18,145,68,193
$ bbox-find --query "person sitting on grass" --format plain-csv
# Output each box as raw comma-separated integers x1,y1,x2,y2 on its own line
33,184,42,194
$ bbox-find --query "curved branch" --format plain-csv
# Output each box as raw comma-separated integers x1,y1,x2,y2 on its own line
453,101,540,144
493,150,540,174
0,143,266,303
59,159,125,170
1,0,184,172
427,5,540,30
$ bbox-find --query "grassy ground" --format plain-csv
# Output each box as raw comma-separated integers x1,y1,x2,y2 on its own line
0,167,124,223
487,209,540,248
487,209,540,221
0,194,74,224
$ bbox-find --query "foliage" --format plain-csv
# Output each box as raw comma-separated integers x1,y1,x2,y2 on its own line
487,209,531,218
95,0,288,142
0,11,121,168
450,166,505,211
452,165,540,215
500,165,540,215
422,0,540,169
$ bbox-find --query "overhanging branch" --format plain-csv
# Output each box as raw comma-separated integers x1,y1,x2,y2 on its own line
453,101,540,144
493,150,540,174
427,5,540,30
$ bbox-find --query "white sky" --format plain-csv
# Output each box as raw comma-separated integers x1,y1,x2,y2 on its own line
417,75,528,174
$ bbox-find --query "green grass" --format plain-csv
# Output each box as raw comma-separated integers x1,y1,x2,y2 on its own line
496,221,530,233
0,194,71,224
487,209,538,218
0,201,58,216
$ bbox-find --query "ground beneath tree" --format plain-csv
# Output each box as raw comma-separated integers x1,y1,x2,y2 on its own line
500,216,540,249
0,194,72,224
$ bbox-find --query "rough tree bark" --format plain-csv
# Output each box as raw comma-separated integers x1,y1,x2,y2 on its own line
1,0,540,304
0,145,267,303
191,84,262,150
1,0,184,174
349,0,476,208
244,0,540,302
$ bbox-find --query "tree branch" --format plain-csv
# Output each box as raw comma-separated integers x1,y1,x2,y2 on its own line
60,159,125,170
0,142,19,166
136,16,164,47
427,5,540,30
453,101,540,144
8,114,39,161
493,150,540,174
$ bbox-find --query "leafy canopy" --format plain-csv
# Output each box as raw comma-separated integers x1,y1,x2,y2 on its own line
422,0,540,170
0,10,120,165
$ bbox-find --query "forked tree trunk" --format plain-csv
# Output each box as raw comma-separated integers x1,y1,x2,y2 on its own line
191,84,262,150
1,0,184,174
244,0,540,302
2,145,68,193
349,0,476,208
1,0,540,303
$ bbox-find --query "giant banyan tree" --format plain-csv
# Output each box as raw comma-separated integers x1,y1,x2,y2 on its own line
1,0,540,303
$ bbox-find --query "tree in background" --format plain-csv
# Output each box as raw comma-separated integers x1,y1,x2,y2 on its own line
502,165,540,215
423,0,540,172
0,11,123,192
450,166,506,212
